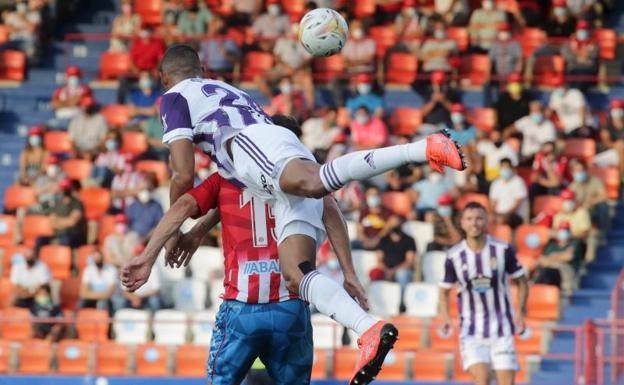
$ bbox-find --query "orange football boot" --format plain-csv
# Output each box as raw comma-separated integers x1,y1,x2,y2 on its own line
350,321,399,385
426,129,467,173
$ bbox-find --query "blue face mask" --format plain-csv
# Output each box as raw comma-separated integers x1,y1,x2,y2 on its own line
557,230,571,242
437,206,452,217
105,139,117,151
577,30,589,41
500,168,513,180
530,112,543,124
367,195,381,208
29,135,42,147
451,112,464,125
573,171,587,183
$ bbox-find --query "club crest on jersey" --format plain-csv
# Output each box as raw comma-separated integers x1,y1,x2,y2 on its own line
364,151,376,170
243,260,281,275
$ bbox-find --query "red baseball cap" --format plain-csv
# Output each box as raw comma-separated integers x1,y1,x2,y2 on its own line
450,103,465,113
403,0,417,6
553,0,566,6
507,73,522,83
266,0,280,4
46,155,59,165
66,66,81,77
431,70,446,85
558,221,571,230
114,213,128,223
560,189,576,200
609,99,624,109
58,178,73,190
498,22,511,31
29,125,44,136
438,193,453,206
80,96,96,108
576,20,590,30
354,72,373,84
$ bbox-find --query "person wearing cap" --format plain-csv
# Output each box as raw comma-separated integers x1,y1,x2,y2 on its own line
343,19,377,77
489,158,528,228
488,22,522,91
18,126,48,186
423,193,462,252
600,99,624,149
422,70,458,127
419,17,458,73
468,0,507,51
533,221,584,294
553,189,592,243
509,100,556,160
103,213,141,268
50,66,93,122
547,77,590,135
546,0,577,38
32,155,66,213
346,73,384,119
10,248,52,308
568,159,609,234
356,186,400,250
251,0,291,52
67,95,109,158
447,103,477,146
562,19,598,91
110,0,142,53
79,248,117,313
495,72,532,131
529,141,567,199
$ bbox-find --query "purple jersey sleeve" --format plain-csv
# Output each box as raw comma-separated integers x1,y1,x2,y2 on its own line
504,245,526,278
439,256,457,288
161,92,193,144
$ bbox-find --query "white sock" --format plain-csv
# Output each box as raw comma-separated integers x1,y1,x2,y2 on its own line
319,140,427,192
299,271,377,336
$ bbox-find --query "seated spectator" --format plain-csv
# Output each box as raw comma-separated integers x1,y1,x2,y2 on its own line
546,0,577,38
109,0,141,52
251,0,290,51
411,170,452,216
342,19,376,77
140,97,169,162
119,25,165,103
533,221,583,295
31,156,65,214
267,77,309,122
477,130,519,182
435,0,470,26
355,186,399,250
424,193,462,252
79,249,117,312
30,284,64,341
418,17,457,74
422,71,457,127
200,15,240,80
93,131,128,188
565,0,598,22
156,11,180,45
489,22,522,83
447,103,477,145
104,214,140,267
346,73,384,119
375,221,417,312
301,108,341,156
68,96,108,159
568,159,610,234
35,178,87,251
128,71,161,125
530,141,568,198
227,0,262,26
126,174,164,241
562,20,598,91
113,266,161,312
350,106,388,150
333,181,365,221
10,248,51,308
394,0,427,47
595,99,624,172
176,3,212,37
111,165,144,213
548,82,592,137
553,189,592,243
489,158,528,228
50,66,93,123
508,100,557,160
19,126,47,186
4,0,41,60
468,0,507,51
495,73,532,131
163,0,185,19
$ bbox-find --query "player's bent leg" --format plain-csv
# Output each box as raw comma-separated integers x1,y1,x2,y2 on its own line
278,159,327,199
495,370,516,385
468,363,491,385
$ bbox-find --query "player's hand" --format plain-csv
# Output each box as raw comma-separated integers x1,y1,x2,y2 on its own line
120,256,153,292
163,230,183,268
167,230,202,268
439,316,452,337
343,274,369,311
515,313,526,335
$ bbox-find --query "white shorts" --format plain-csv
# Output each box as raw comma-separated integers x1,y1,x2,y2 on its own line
231,123,326,245
459,335,519,371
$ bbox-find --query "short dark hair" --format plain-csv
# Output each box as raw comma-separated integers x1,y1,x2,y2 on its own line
500,158,513,167
462,201,487,215
271,114,302,139
160,44,202,79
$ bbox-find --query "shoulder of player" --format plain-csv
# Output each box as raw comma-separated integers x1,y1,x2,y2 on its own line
447,241,466,258
486,235,510,249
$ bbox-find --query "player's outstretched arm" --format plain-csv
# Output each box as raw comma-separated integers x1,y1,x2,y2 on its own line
322,195,369,310
513,275,529,333
166,209,221,268
121,194,199,292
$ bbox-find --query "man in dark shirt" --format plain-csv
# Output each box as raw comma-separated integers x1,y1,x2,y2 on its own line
421,70,459,127
495,73,532,132
545,0,577,38
355,186,399,250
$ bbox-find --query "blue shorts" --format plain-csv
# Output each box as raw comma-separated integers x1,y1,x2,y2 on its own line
207,299,313,385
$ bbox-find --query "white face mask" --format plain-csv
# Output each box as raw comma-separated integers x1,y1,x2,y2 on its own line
67,76,80,88
357,83,371,95
554,7,567,17
279,82,292,95
482,0,494,10
17,2,28,13
451,112,464,125
137,190,151,204
611,108,624,120
46,165,59,178
577,29,589,41
355,114,369,125
352,29,364,39
404,7,416,17
553,88,566,98
139,30,150,39
267,4,280,16
429,172,443,183
139,77,152,90
562,200,576,212
434,30,446,39
498,31,511,40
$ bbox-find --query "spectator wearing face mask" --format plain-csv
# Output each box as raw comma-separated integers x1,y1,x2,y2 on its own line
79,248,117,312
488,22,522,91
529,141,568,198
110,163,144,212
10,248,51,308
93,132,129,188
30,284,64,341
68,96,109,159
421,70,458,127
125,174,164,241
508,101,556,160
301,108,342,157
489,158,528,228
128,71,161,125
4,0,41,60
411,170,452,217
468,0,507,51
251,0,290,51
568,159,609,234
104,214,141,267
447,103,477,145
553,189,592,242
176,3,212,36
350,106,389,150
418,18,458,73
423,193,462,252
547,80,591,136
19,126,48,186
267,77,308,122
435,0,470,26
50,66,93,123
355,186,400,250
342,19,377,77
346,73,384,119
546,0,577,38
495,73,532,131
562,20,598,91
565,0,598,22
32,156,65,214
109,0,142,53
394,0,427,46
200,15,240,81
477,130,519,182
594,99,624,173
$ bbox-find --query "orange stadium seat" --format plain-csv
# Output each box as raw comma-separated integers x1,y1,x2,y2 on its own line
564,138,596,162
98,215,117,246
595,28,617,60
514,324,543,354
527,284,560,321
370,26,397,58
312,55,345,83
333,348,358,379
44,131,72,153
515,224,550,259
0,215,16,247
101,104,130,129
469,108,496,132
76,308,109,342
490,224,512,243
100,52,131,80
391,315,422,351
390,107,422,136
2,245,29,277
76,244,96,276
413,350,448,381
0,307,31,340
0,278,14,309
519,28,546,58
0,50,26,81
136,160,169,184
3,185,36,211
448,27,469,52
122,131,148,155
79,187,111,221
377,351,408,380
532,195,563,216
281,0,306,19
0,25,9,45
136,343,169,376
589,166,620,200
95,342,128,375
39,245,71,280
429,321,458,352
354,0,376,19
175,344,208,377
455,193,490,211
62,159,92,181
311,349,328,380
452,351,472,382
59,277,81,312
57,339,90,375
242,51,274,82
533,55,565,88
381,191,413,217
21,215,53,247
134,0,163,25
459,54,491,87
17,339,51,374
385,52,418,85
0,340,9,373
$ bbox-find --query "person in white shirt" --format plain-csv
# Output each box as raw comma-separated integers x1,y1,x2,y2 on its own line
10,248,51,308
489,158,528,228
511,101,556,160
547,84,591,135
477,131,519,182
79,248,118,312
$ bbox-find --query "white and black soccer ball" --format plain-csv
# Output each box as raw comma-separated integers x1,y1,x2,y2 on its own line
298,8,348,57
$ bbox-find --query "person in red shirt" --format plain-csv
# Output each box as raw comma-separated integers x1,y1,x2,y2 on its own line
50,66,92,122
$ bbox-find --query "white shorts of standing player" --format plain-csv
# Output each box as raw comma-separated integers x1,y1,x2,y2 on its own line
459,335,519,371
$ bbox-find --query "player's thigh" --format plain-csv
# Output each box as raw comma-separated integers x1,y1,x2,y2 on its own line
278,158,324,198
277,232,317,287
490,336,519,374
494,369,516,385
460,337,492,377
467,363,491,385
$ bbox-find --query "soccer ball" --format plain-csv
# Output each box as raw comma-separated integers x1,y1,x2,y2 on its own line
298,8,349,57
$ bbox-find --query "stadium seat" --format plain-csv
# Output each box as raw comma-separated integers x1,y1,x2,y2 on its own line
0,278,14,309
376,350,408,380
515,224,551,259
429,321,459,352
402,221,434,258
595,28,617,60
312,55,345,83
76,244,96,276
175,344,207,377
0,215,16,247
452,351,472,382
489,224,512,243
2,245,28,277
563,138,596,162
98,214,117,246
190,310,214,345
381,191,413,217
333,348,359,379
134,0,163,25
469,108,496,132
121,131,148,155
0,50,26,81
526,284,560,321
354,0,376,18
174,279,208,312
136,160,169,184
153,310,188,345
351,250,377,287
514,324,543,354
76,308,109,342
532,195,563,217
311,313,343,349
62,159,92,181
281,0,306,21
404,283,439,318
517,166,533,187
589,166,620,200
101,104,130,129
17,339,51,374
0,339,9,373
44,131,72,153
21,215,53,247
448,27,469,52
369,25,397,58
95,342,129,375
455,193,490,211
57,339,90,375
368,281,401,318
391,315,423,351
79,187,111,221
136,343,169,376
532,55,565,88
458,54,491,87
390,107,422,136
413,350,449,381
519,28,546,58
190,246,225,282
241,51,274,82
0,25,8,45
39,244,71,280
209,279,223,310
3,185,36,211
311,349,328,379
113,309,150,344
99,52,131,80
385,52,418,85
59,277,81,312
421,250,446,284
0,307,31,340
